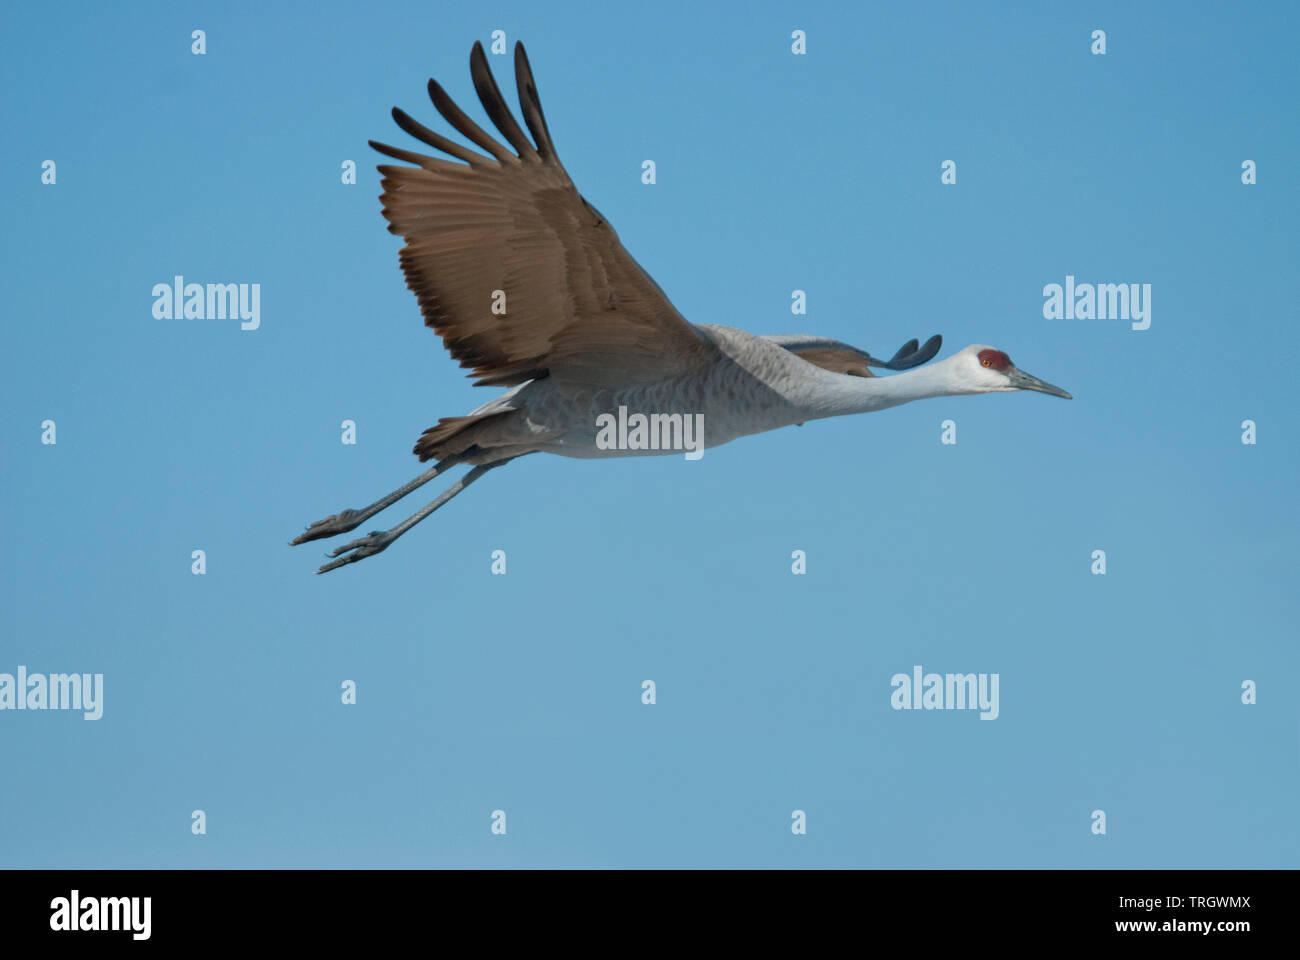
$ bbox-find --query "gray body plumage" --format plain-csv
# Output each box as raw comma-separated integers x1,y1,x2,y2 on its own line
457,325,868,461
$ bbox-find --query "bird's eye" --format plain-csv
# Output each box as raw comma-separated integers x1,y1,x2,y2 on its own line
982,359,991,367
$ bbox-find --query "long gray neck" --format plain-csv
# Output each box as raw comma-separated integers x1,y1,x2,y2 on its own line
807,357,976,418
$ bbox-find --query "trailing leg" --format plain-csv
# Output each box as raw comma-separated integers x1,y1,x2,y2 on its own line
314,458,516,574
290,459,457,545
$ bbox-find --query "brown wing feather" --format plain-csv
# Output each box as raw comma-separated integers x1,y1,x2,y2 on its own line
785,346,875,378
768,337,877,378
371,41,715,388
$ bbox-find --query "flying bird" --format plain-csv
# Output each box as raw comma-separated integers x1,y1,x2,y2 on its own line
293,41,1072,573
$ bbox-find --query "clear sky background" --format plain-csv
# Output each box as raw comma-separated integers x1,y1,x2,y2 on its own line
2,1,1296,868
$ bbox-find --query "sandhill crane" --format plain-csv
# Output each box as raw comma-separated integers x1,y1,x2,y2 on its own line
292,41,1072,573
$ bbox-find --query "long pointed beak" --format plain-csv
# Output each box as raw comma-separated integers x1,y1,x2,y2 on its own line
1009,367,1072,399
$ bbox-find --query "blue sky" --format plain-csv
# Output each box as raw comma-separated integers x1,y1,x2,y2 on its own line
1,0,1296,867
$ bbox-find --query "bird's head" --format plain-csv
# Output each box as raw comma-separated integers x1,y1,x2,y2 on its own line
952,344,1073,398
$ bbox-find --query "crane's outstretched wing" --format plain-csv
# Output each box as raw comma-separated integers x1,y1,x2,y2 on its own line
369,41,717,388
766,334,942,378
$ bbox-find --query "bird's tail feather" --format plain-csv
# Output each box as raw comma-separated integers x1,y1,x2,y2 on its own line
413,409,516,463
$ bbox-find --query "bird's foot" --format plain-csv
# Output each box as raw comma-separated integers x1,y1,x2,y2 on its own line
291,508,365,545
316,530,394,574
